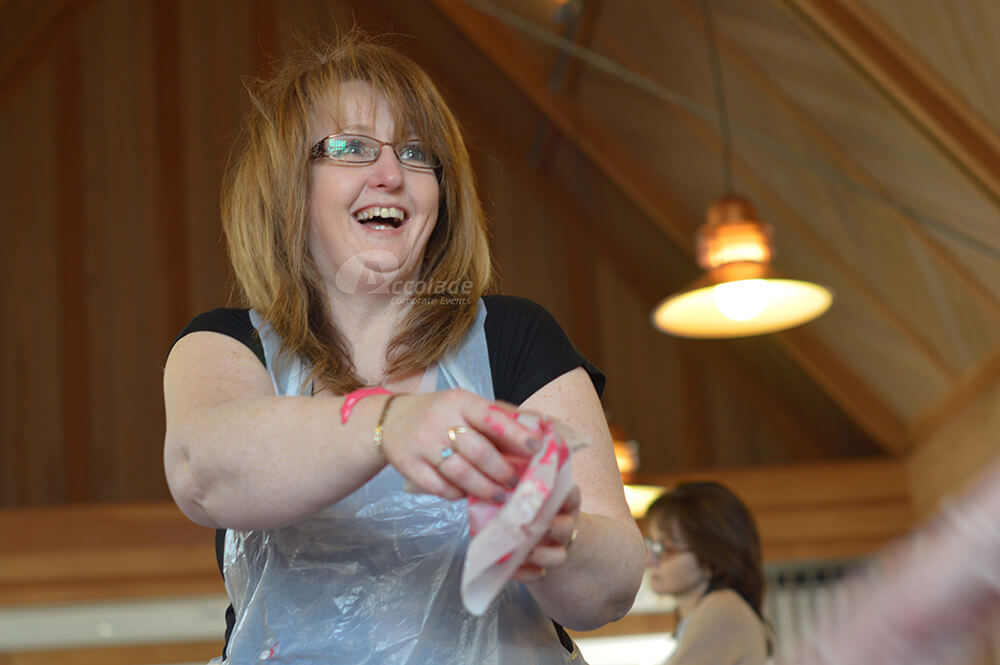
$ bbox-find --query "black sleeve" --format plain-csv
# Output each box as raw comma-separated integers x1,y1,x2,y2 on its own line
170,308,264,366
483,295,605,405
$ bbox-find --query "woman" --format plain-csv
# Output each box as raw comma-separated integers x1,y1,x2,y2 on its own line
644,482,769,665
162,33,645,664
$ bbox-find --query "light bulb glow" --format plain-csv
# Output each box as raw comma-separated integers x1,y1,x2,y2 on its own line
712,279,769,321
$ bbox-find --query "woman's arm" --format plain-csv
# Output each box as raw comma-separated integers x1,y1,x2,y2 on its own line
163,331,537,531
515,367,647,630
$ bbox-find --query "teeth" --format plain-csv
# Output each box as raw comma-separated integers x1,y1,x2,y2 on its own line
356,207,405,221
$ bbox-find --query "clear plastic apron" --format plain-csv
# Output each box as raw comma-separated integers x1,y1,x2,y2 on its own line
215,300,579,664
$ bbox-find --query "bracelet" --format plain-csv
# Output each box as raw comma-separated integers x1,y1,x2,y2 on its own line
373,394,403,456
340,386,392,424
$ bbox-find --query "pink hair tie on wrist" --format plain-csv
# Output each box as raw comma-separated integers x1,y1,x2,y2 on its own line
340,386,393,424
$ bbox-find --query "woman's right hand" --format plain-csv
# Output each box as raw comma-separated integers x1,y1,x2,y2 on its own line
378,389,541,502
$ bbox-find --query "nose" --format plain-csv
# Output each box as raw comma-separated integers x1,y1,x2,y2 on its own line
367,145,404,190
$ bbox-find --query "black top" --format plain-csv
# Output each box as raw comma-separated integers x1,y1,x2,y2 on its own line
171,294,602,658
174,294,605,403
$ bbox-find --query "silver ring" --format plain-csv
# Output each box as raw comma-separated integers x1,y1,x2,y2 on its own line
436,447,455,467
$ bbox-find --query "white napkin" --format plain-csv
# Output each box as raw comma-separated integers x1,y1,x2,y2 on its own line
460,414,582,616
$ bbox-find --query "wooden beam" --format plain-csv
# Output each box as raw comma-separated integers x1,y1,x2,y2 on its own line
780,325,909,452
911,344,1000,447
429,0,697,253
430,0,909,454
781,0,1000,211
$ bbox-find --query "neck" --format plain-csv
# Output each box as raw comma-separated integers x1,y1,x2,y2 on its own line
675,579,711,621
323,284,411,385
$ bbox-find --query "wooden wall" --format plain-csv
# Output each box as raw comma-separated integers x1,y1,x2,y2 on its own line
0,0,880,510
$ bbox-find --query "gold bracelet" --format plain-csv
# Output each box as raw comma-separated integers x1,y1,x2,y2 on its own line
373,394,403,456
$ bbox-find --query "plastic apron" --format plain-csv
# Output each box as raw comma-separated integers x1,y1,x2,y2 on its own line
213,300,580,664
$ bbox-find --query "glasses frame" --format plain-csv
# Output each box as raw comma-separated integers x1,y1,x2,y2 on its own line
645,536,691,561
309,133,441,171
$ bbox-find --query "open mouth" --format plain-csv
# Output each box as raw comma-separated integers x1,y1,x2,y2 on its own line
355,206,407,230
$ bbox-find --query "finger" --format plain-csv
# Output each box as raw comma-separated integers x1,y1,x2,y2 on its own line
559,485,582,517
512,564,548,583
406,463,464,501
542,514,578,546
465,403,541,458
436,450,509,503
448,427,518,488
518,543,568,572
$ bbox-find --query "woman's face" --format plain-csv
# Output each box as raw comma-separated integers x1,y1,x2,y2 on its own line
306,80,440,298
645,519,709,597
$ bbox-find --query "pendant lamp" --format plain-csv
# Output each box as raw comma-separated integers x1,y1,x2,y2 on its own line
651,194,832,337
651,0,832,338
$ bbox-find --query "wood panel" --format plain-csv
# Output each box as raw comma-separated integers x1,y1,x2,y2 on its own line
0,641,222,665
907,374,1000,518
0,57,64,505
0,502,219,605
632,458,914,561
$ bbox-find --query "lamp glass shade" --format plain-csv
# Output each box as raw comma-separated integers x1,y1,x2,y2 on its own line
652,269,833,338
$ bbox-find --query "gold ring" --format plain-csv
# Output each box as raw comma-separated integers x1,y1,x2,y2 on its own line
567,528,579,549
537,567,547,579
447,426,472,443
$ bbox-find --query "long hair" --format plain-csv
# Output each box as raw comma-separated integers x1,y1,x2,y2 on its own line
645,481,765,619
222,31,492,393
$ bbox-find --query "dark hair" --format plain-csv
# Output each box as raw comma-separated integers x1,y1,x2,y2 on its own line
645,481,765,619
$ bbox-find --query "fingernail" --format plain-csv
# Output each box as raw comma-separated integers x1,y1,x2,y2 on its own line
526,438,540,452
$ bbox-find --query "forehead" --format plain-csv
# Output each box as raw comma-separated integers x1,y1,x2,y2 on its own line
309,80,399,141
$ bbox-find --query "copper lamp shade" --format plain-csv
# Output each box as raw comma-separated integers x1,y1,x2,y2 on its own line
652,195,833,338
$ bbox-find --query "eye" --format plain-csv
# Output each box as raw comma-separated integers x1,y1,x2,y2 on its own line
326,136,375,160
398,141,433,166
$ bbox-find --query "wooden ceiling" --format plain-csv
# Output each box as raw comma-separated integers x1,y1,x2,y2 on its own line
371,0,1000,465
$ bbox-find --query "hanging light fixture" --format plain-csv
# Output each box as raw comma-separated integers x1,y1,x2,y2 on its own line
651,0,832,339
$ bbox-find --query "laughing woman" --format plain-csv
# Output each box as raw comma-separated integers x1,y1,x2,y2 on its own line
162,34,644,664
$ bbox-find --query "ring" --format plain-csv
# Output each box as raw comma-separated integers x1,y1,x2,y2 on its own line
447,426,472,443
567,528,579,549
537,567,547,579
436,447,455,467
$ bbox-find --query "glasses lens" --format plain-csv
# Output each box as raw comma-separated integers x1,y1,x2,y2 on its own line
322,135,379,163
395,141,439,169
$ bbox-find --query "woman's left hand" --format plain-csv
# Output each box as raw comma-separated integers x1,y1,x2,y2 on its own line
512,485,582,582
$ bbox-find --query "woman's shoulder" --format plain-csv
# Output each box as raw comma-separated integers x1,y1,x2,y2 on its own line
694,589,762,628
171,307,261,364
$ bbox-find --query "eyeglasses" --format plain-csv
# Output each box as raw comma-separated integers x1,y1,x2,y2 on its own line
645,537,690,560
309,133,440,171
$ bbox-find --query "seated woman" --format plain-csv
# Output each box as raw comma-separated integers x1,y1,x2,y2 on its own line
644,482,769,665
162,32,645,664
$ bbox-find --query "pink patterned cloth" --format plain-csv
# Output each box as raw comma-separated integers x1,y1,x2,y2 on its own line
461,414,579,616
